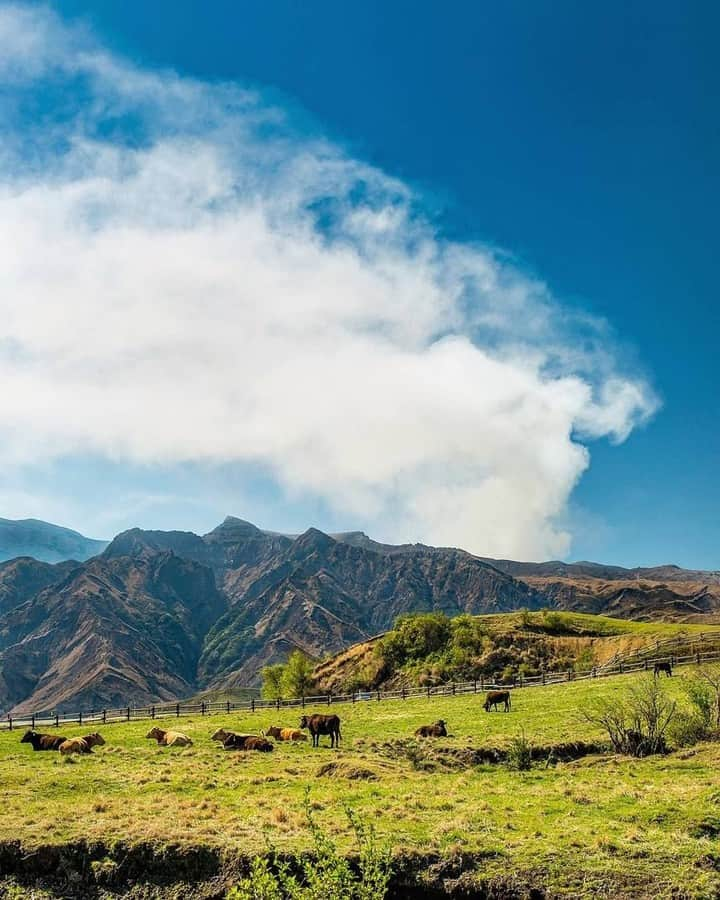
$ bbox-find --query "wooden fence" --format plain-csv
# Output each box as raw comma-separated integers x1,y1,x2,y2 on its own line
5,645,720,733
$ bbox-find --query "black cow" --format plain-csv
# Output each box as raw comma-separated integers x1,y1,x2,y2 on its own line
653,661,672,678
299,713,341,748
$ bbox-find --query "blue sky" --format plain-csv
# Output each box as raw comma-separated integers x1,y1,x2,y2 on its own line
0,1,717,567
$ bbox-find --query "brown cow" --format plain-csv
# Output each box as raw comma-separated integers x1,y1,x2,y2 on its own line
415,720,447,738
146,727,193,747
299,714,341,748
59,733,106,755
262,726,308,742
484,690,511,712
211,728,253,744
20,730,67,751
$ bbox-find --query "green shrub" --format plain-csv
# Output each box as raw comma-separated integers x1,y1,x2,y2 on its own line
669,711,710,748
228,791,392,900
507,730,533,771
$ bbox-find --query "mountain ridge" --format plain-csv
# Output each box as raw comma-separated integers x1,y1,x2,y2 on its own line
0,515,717,715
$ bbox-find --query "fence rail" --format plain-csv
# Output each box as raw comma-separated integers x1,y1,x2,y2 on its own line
5,647,720,733
598,630,720,671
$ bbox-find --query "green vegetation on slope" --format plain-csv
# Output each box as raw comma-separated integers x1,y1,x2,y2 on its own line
3,666,720,896
312,610,720,694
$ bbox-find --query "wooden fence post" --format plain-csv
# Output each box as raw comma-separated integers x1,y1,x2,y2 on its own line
127,707,131,721
480,675,484,691
55,713,59,728
251,698,255,713
7,716,11,731
227,701,231,714
31,714,35,729
151,706,155,720
102,710,106,724
327,694,332,706
79,710,82,726
176,703,180,718
402,687,406,700
452,682,456,695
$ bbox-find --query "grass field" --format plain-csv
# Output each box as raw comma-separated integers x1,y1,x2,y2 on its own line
3,667,720,897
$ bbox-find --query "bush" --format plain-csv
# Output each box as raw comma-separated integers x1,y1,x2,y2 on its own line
507,730,533,771
583,677,676,757
228,791,392,900
668,710,710,749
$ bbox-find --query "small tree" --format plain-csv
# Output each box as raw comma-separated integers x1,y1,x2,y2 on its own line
261,663,287,701
283,651,315,698
583,676,676,757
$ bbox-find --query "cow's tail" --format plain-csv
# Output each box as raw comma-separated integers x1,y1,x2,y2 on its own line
508,694,511,709
337,724,342,743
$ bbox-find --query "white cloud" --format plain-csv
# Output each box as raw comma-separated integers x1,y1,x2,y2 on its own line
0,4,658,559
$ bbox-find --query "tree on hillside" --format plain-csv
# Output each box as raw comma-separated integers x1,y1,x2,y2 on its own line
283,650,315,698
261,663,287,700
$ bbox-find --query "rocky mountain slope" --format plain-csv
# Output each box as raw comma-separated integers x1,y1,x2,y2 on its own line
0,515,717,714
0,518,107,564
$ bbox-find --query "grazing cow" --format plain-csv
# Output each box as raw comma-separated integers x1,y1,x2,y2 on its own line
20,730,67,751
262,726,308,742
145,727,193,747
484,690,511,712
59,733,106,755
415,720,447,738
654,661,673,678
299,714,341,748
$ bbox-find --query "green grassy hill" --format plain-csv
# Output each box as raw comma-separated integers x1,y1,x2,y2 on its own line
312,609,720,694
3,663,720,898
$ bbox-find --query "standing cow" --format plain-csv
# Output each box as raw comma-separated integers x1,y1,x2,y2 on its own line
484,690,511,712
654,661,672,678
299,714,341,748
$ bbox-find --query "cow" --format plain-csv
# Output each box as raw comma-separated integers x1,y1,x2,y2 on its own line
262,726,308,742
211,728,253,744
299,713,341,748
210,728,272,751
59,733,106,755
484,690,511,712
414,720,447,738
242,736,274,752
145,727,193,747
654,661,672,678
20,730,67,751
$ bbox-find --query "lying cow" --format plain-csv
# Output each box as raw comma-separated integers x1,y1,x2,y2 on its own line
262,726,308,742
59,732,106,755
415,720,448,738
146,727,193,747
20,730,67,751
299,713,341,748
211,728,253,743
484,690,511,712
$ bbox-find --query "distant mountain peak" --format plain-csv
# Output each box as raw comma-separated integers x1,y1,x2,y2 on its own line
0,517,107,564
205,516,264,539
